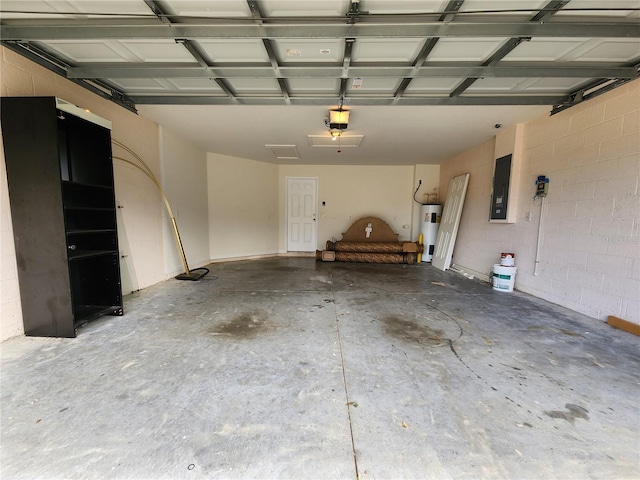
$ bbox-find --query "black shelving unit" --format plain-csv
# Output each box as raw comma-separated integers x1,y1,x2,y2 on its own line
2,97,123,337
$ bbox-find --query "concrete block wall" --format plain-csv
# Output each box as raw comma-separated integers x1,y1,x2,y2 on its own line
441,79,640,324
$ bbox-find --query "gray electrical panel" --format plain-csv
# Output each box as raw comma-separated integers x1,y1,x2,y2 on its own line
490,154,512,221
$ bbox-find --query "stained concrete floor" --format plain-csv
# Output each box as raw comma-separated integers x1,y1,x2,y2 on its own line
1,257,639,480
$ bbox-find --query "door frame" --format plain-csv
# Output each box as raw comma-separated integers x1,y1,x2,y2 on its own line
285,176,318,252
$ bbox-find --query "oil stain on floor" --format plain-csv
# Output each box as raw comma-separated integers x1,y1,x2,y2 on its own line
209,311,274,339
545,403,590,425
382,315,446,345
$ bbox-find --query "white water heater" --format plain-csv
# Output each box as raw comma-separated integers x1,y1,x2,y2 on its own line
420,204,442,262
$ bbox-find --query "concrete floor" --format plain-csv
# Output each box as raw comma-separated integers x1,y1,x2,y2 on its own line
1,257,638,480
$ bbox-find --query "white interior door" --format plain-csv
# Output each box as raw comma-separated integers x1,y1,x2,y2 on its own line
432,173,470,271
287,177,318,252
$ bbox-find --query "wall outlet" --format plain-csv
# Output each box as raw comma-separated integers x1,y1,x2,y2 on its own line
525,211,532,221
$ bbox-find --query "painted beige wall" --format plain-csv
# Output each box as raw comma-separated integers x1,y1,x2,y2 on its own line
278,165,419,251
441,78,640,324
160,127,209,275
207,153,280,260
1,46,166,341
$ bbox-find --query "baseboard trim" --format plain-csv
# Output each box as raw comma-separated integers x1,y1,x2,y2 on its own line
208,252,315,264
449,263,491,283
607,316,640,336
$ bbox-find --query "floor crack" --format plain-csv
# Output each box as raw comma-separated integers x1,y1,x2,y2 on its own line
330,274,360,480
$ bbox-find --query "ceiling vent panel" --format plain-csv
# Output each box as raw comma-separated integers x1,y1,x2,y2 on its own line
265,145,300,159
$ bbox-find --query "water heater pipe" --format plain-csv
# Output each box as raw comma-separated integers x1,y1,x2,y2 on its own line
534,196,546,276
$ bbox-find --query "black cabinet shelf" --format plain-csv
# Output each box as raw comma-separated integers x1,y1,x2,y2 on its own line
63,183,114,207
63,180,114,189
67,228,117,235
68,250,118,260
64,206,115,212
2,97,124,338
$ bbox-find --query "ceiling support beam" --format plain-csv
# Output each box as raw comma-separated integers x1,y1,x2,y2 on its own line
213,78,237,101
338,38,356,102
346,0,365,24
411,37,441,71
264,28,289,104
549,42,640,114
144,0,238,103
143,0,173,24
393,1,465,102
393,78,413,100
264,39,291,104
339,78,348,99
2,1,635,111
451,0,567,97
531,0,571,23
130,94,565,106
246,0,262,20
277,78,291,103
450,36,530,96
393,38,445,101
177,41,238,102
2,22,638,41
552,77,632,115
66,63,638,80
342,38,355,76
246,1,290,104
439,0,465,22
450,78,479,98
176,39,209,68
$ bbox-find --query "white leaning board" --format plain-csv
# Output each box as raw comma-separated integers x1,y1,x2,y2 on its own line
432,173,470,271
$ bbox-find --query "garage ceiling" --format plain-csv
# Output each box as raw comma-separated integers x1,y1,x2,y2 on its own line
1,0,639,165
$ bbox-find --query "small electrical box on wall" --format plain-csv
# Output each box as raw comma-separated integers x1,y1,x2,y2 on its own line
490,154,512,222
535,175,549,198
